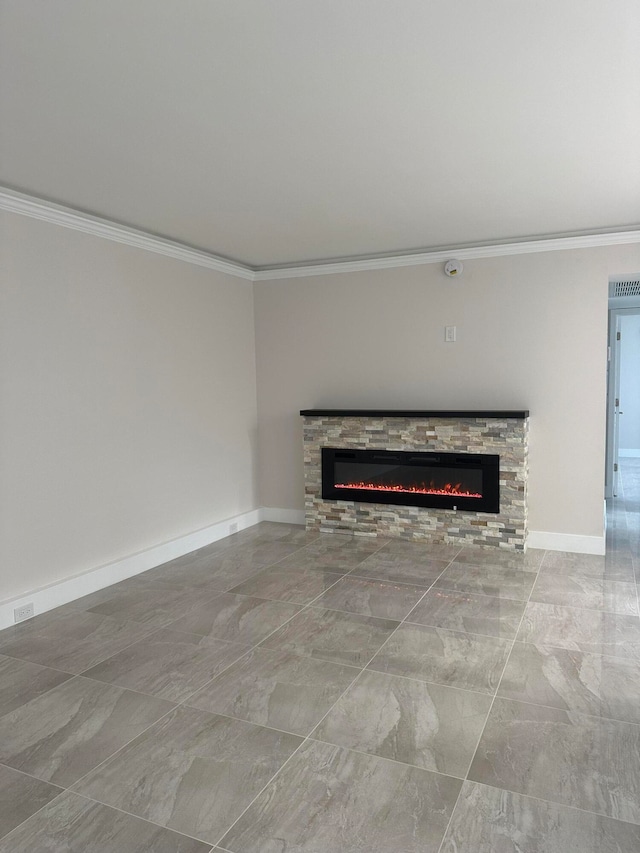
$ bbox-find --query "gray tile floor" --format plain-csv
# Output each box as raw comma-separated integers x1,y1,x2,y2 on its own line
1,461,640,851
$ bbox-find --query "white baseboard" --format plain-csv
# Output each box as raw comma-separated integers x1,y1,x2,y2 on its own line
261,506,306,525
0,508,263,631
619,449,640,458
2,509,608,631
527,530,606,555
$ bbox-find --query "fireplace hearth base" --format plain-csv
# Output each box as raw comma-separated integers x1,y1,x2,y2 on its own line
301,410,529,551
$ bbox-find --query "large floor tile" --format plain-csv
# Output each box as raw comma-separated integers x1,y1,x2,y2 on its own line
260,606,398,666
351,552,449,586
407,588,526,638
0,765,62,842
169,543,301,590
221,739,462,853
375,538,461,562
435,563,538,600
267,552,354,575
468,697,640,823
453,547,544,570
312,574,429,619
228,565,343,604
368,622,510,694
87,583,217,628
82,628,249,702
530,573,638,614
75,706,302,845
275,535,384,573
541,551,635,583
0,655,72,718
219,540,311,567
42,578,164,618
186,647,358,735
517,602,640,660
166,593,301,644
0,612,155,673
441,780,640,853
312,669,491,777
545,561,638,584
498,642,640,724
139,548,244,591
0,676,173,786
0,790,211,852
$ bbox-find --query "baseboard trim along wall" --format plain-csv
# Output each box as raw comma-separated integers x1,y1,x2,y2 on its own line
526,530,606,555
0,508,606,629
0,508,262,631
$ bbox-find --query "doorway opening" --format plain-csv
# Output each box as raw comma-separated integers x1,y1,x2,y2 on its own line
605,277,640,499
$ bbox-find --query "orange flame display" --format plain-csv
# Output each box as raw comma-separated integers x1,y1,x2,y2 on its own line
335,481,482,498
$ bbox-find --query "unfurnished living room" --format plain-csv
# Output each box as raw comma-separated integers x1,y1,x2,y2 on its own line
1,2,640,851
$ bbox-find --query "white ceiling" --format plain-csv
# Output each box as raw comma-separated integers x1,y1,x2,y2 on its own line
2,0,639,269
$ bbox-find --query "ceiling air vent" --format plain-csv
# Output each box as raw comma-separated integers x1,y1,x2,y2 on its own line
609,278,640,298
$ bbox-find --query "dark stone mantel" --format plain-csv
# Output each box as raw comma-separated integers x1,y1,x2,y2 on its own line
300,409,529,419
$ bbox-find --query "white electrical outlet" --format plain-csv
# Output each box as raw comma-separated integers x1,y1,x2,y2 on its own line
14,603,34,623
229,522,239,534
445,325,457,342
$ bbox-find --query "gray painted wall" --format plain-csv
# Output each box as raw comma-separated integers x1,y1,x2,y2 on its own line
1,211,259,603
254,245,640,539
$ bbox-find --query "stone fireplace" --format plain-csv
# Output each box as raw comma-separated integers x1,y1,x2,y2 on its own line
301,409,529,551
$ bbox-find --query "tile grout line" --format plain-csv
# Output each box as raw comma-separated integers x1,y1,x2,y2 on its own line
206,546,455,850
0,787,70,847
8,535,401,847
0,783,217,850
165,542,465,710
478,692,640,729
0,525,317,640
6,525,639,847
196,538,421,655
0,535,435,801
0,619,163,682
459,776,640,827
172,570,368,704
435,547,547,853
350,551,477,679
507,635,640,661
70,790,217,848
0,532,495,847
437,492,640,849
204,551,475,845
52,701,183,800
304,729,471,781
0,532,358,712
515,597,639,618
0,650,80,679
209,655,378,848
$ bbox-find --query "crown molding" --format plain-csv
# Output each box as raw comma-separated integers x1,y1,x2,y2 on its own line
3,186,639,281
254,229,640,279
0,187,255,280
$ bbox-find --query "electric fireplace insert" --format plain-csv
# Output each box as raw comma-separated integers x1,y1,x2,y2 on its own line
322,447,500,513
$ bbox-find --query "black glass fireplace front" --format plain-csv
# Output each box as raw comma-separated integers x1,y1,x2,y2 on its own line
322,447,500,513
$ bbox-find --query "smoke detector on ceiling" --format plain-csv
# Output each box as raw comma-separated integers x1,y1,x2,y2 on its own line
444,259,463,278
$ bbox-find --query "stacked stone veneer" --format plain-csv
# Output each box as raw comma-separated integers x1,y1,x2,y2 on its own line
303,415,529,551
